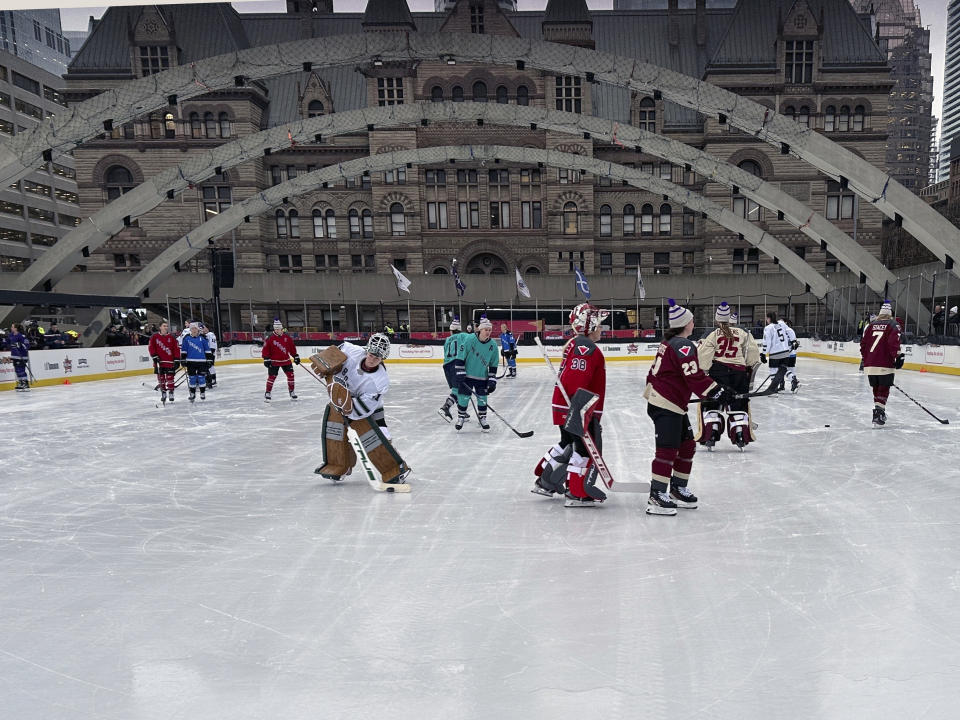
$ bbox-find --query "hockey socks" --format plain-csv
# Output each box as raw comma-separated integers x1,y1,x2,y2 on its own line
671,439,696,483
652,447,680,485
873,386,890,406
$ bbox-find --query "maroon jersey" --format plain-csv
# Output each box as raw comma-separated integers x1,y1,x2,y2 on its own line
148,333,180,367
643,336,718,414
860,319,900,375
262,332,297,365
552,335,606,425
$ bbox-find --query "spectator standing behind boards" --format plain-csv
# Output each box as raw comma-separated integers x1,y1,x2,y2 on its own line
8,323,31,391
931,305,945,335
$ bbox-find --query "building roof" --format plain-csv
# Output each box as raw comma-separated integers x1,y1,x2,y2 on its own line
543,0,592,24
362,0,417,28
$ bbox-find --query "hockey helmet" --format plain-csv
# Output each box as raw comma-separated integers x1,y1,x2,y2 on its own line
366,332,391,360
569,303,608,334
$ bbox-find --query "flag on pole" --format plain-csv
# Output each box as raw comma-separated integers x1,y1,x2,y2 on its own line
452,260,466,297
636,266,646,300
391,264,412,293
574,267,591,300
515,267,531,298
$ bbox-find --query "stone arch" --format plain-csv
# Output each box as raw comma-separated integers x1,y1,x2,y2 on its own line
91,155,144,186
551,189,587,213
465,252,507,274
724,148,775,180
517,255,546,274
378,191,412,212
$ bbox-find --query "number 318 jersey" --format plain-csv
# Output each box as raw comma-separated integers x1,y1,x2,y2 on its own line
697,327,760,373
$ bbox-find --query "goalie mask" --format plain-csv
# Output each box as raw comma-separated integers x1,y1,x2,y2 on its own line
569,303,609,335
366,332,391,360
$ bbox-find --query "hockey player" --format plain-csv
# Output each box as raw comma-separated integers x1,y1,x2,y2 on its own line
860,300,903,426
697,302,761,449
148,321,181,404
312,333,411,486
8,323,30,391
453,316,500,431
761,311,792,391
532,303,608,507
643,300,735,515
180,323,210,403
438,317,468,422
500,325,518,378
201,323,218,388
261,319,300,401
781,319,800,392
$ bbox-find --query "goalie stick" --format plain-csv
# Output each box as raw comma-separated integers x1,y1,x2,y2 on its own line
533,337,614,489
349,431,411,493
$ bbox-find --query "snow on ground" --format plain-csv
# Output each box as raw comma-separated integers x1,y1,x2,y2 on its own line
1,358,959,719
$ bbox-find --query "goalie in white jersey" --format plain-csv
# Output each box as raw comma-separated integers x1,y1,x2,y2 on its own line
762,311,797,392
697,302,761,449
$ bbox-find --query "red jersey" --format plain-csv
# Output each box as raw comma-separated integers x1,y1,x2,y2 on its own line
860,319,900,375
262,332,297,365
643,336,717,414
552,335,606,425
148,332,180,367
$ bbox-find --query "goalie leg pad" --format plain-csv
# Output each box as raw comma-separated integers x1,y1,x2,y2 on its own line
538,443,572,493
352,417,410,484
316,405,357,477
727,411,754,446
696,407,725,444
563,389,599,438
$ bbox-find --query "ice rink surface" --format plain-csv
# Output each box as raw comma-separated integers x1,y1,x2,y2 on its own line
2,357,960,719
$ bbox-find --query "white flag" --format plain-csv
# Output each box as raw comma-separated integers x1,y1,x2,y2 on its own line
391,264,412,293
515,267,531,298
636,266,646,300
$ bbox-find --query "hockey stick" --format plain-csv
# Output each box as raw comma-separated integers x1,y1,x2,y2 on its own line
470,390,534,438
533,337,614,488
893,383,950,424
349,430,411,492
294,359,326,385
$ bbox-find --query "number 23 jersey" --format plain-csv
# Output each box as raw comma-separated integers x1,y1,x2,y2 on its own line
643,336,718,414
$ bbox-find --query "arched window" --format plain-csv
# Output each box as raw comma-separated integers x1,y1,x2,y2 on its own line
824,105,836,132
623,204,636,235
562,202,578,235
516,85,529,106
219,112,231,138
312,209,324,238
105,165,134,201
641,204,654,235
190,112,202,139
276,210,287,238
362,209,373,238
472,81,487,103
433,267,448,274
798,105,810,128
853,105,865,131
659,204,672,235
204,112,217,138
496,85,508,104
325,209,337,239
452,86,464,103
307,100,324,117
349,208,360,239
599,204,612,236
734,160,762,222
430,86,443,103
785,106,795,121
838,105,850,132
390,202,405,236
526,266,541,274
288,209,300,238
164,112,176,139
638,96,656,131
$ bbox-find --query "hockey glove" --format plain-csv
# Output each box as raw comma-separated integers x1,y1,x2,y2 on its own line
790,340,800,351
895,353,905,369
293,354,301,365
263,360,271,368
153,363,159,375
486,378,497,395
151,354,160,365
710,384,738,406
759,352,767,364
173,360,180,371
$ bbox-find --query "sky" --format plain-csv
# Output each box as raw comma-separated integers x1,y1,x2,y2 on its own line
56,0,951,137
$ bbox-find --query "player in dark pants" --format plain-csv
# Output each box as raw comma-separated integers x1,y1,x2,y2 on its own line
8,323,30,391
860,300,902,426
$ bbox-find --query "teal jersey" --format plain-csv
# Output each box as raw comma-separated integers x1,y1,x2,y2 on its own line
443,331,468,364
457,334,500,380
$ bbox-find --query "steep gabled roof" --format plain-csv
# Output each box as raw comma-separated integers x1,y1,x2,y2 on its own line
362,0,416,29
543,0,592,25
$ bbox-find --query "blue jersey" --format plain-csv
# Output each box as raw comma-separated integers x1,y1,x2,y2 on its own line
8,331,29,359
500,332,517,352
443,331,468,365
180,334,210,361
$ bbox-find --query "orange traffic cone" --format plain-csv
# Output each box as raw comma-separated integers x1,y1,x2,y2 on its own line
919,367,927,373
63,378,71,384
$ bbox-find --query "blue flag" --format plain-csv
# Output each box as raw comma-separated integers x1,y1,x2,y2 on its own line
574,267,591,300
452,261,466,297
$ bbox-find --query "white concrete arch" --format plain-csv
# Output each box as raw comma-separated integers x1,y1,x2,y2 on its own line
0,32,955,278
3,102,915,327
81,144,854,345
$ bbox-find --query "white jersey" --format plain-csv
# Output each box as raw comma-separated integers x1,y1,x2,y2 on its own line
178,328,190,342
782,321,797,357
763,321,793,359
205,331,217,352
334,342,389,421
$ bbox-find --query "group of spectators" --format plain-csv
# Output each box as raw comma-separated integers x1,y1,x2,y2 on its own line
931,304,959,337
0,320,79,351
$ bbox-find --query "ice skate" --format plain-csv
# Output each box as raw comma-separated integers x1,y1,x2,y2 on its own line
160,390,167,404
188,387,196,403
437,400,453,423
199,388,206,401
790,376,800,393
564,492,600,508
670,483,698,509
168,392,174,403
646,490,678,516
289,390,298,400
264,391,271,402
478,413,491,432
455,411,467,431
872,406,886,426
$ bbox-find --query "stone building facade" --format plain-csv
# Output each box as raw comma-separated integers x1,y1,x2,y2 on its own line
61,0,891,330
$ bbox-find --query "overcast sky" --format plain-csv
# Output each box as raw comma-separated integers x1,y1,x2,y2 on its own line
58,0,951,137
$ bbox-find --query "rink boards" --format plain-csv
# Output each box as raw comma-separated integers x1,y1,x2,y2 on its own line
2,337,959,390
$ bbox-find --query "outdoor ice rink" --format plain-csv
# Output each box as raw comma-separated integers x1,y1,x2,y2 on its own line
2,357,959,719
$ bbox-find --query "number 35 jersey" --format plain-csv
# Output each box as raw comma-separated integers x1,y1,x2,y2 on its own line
697,327,761,373
643,336,718,414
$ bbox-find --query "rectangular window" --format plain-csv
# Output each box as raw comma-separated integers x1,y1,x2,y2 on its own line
31,233,57,247
641,162,654,175
23,180,51,198
45,27,56,49
271,166,283,186
51,163,75,179
58,213,81,227
733,248,760,274
12,71,40,96
625,252,641,273
654,252,671,274
490,201,510,229
377,77,404,107
470,201,480,228
555,75,582,114
683,208,695,236
114,253,126,268
393,258,407,272
15,98,42,120
599,211,611,236
139,46,170,76
826,189,855,220
521,201,542,229
384,167,406,184
659,162,672,181
558,168,580,184
785,40,814,84
33,19,40,41
0,255,29,271
459,202,469,229
427,201,447,229
286,165,297,180
0,200,23,216
623,210,635,236
825,251,838,273
0,119,11,136
349,212,361,238
0,229,28,244
599,252,612,275
28,206,54,223
682,251,695,275
55,189,79,204
470,4,484,33
362,212,373,238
